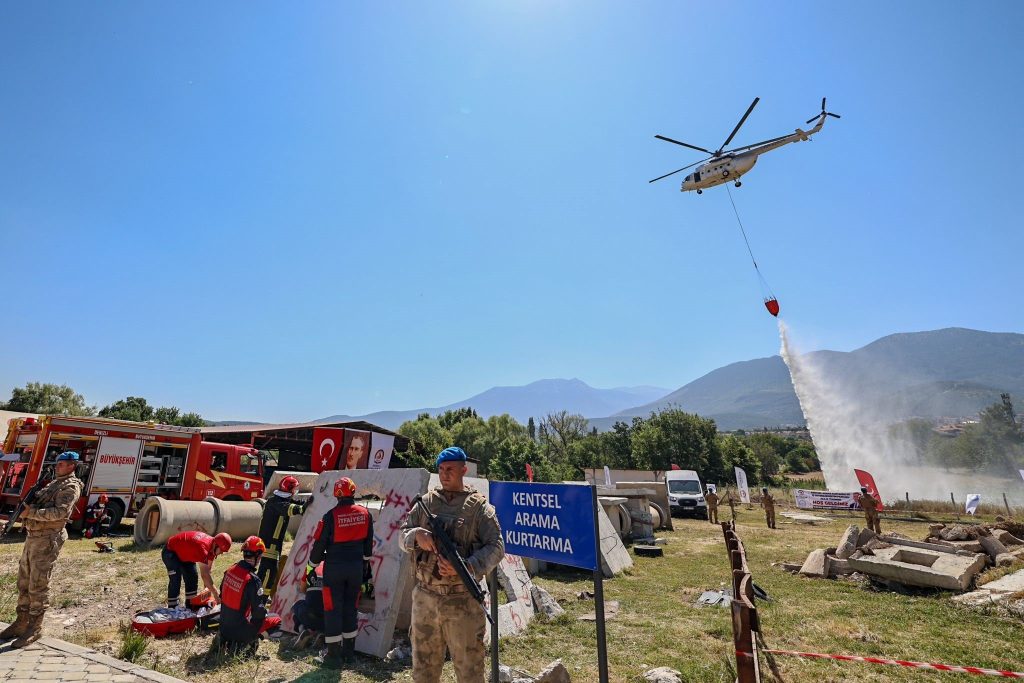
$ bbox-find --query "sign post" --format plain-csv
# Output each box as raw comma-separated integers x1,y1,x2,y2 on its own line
490,481,608,683
489,570,500,683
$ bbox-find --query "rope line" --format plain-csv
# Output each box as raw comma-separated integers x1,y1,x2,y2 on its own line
736,648,1024,678
725,184,776,300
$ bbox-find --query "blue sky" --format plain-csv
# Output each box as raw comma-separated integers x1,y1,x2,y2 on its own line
2,2,1021,422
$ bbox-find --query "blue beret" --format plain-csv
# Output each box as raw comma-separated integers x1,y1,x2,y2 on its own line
435,446,467,468
56,451,80,462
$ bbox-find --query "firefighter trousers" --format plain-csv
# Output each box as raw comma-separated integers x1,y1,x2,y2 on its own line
17,529,67,617
322,563,362,643
256,556,280,591
410,584,486,683
161,548,199,608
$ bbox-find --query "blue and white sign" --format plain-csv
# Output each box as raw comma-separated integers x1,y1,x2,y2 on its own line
490,482,597,571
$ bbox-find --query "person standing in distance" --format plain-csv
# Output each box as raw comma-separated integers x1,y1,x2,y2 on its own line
760,487,776,529
0,451,83,648
308,477,373,668
705,485,719,525
256,475,306,591
859,486,882,533
401,446,505,683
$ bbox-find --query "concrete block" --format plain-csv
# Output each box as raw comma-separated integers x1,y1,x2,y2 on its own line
952,567,1024,605
991,529,1024,546
828,557,855,578
836,525,859,559
269,468,430,658
597,503,633,577
846,545,987,591
799,549,830,578
616,481,674,531
531,585,565,619
535,659,572,683
856,527,877,547
941,540,984,553
979,535,1010,562
494,554,535,636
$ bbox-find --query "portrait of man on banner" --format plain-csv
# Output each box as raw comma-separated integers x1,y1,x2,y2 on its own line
342,430,370,470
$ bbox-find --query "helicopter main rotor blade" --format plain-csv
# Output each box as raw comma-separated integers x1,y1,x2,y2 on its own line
725,134,792,154
718,97,759,152
654,135,713,155
821,97,826,111
648,158,709,184
805,115,821,124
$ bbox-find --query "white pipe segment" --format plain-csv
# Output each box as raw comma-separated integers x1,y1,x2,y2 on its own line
133,496,266,548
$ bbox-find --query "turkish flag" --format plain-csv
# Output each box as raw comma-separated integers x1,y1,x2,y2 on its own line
312,428,345,473
854,468,884,511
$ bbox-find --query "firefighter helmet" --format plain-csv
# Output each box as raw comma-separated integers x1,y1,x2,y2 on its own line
279,475,300,494
242,535,266,554
213,532,232,554
334,477,356,498
98,494,109,504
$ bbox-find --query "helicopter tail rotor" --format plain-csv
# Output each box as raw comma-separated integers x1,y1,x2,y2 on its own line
806,97,841,124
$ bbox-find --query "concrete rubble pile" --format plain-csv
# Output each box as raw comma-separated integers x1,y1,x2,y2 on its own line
793,523,993,591
499,659,572,683
922,522,1024,567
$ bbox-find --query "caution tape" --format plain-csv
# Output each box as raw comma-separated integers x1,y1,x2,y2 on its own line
736,649,1024,678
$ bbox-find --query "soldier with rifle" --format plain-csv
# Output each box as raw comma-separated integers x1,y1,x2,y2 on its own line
401,446,504,683
0,451,83,648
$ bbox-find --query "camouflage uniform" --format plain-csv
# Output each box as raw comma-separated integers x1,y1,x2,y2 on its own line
761,491,776,529
860,492,881,533
401,486,504,683
7,473,83,646
705,491,719,524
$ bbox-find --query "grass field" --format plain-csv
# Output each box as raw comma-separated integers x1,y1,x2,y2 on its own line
1,506,1022,682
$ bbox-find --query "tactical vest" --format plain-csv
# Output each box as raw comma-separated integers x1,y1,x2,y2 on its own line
24,474,83,534
413,489,488,589
221,563,255,615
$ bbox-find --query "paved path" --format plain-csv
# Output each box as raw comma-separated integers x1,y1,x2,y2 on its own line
0,623,187,683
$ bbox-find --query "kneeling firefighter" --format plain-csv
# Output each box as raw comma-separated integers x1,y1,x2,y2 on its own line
308,477,374,667
219,535,282,656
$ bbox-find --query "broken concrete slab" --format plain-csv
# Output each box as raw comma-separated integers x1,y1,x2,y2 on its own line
836,525,859,559
846,545,987,591
828,557,856,578
953,567,1024,605
495,554,536,636
643,667,683,683
856,527,877,547
781,512,832,524
979,535,1010,562
991,529,1024,546
799,549,830,578
597,503,633,577
938,539,984,553
535,660,572,683
531,585,565,619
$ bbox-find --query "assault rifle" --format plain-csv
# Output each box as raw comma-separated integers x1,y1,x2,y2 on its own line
0,466,53,539
412,495,494,626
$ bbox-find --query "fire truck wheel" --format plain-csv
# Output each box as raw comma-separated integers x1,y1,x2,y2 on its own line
104,500,125,532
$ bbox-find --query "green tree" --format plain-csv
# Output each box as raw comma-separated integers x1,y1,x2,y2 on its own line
488,437,559,482
631,409,723,481
527,417,536,441
2,382,94,416
100,396,155,422
718,435,761,484
397,414,451,460
539,411,589,474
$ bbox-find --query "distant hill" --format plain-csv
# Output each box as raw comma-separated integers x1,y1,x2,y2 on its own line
317,379,670,430
597,328,1024,431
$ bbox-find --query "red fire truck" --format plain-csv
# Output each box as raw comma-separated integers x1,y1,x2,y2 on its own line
1,415,265,531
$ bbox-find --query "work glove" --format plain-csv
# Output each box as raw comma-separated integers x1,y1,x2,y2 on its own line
362,560,372,583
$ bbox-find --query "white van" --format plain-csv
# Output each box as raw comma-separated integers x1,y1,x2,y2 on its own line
663,469,707,519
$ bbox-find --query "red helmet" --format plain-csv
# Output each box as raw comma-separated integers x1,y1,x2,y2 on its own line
242,535,266,554
279,475,300,493
213,532,232,554
334,477,356,498
97,494,109,504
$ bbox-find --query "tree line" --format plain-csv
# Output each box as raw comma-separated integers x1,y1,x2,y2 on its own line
0,382,205,427
891,393,1024,474
398,407,818,486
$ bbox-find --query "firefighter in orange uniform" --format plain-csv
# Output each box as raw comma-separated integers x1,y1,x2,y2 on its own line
219,536,282,656
308,477,374,668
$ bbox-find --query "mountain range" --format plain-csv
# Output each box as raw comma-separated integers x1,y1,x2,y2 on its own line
289,328,1024,432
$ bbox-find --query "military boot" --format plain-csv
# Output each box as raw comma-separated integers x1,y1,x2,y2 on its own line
11,613,43,649
0,610,30,640
340,637,356,663
318,643,344,669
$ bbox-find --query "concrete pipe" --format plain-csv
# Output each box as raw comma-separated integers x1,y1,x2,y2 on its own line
205,497,265,541
265,470,319,496
616,504,631,539
648,503,665,530
134,497,218,548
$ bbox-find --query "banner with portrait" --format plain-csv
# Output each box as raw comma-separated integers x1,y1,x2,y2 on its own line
341,430,371,470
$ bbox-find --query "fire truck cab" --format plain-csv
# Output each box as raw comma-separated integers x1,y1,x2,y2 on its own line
1,415,264,531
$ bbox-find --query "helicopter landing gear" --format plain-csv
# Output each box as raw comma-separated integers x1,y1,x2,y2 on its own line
735,181,742,187
696,189,702,194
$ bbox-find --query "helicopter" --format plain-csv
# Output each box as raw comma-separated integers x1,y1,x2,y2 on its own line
650,97,840,193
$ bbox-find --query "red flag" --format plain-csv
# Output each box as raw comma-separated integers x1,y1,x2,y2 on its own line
525,463,534,482
670,463,681,471
854,468,884,511
311,427,345,473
